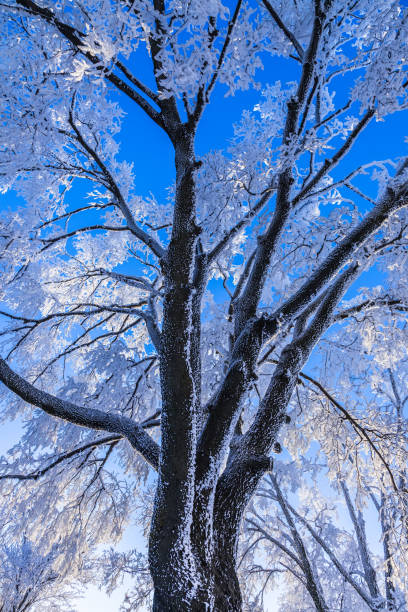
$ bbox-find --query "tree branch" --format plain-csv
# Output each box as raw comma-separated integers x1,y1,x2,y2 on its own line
233,7,326,334
198,0,243,117
261,169,408,341
261,0,304,59
268,474,329,612
339,480,382,600
334,297,408,322
40,224,129,251
298,370,400,492
208,185,275,263
246,518,304,569
0,435,120,481
241,264,358,458
68,108,166,260
292,108,375,206
14,0,166,132
284,500,379,610
0,358,159,470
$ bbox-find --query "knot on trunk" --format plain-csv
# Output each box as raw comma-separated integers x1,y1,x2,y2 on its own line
246,454,274,473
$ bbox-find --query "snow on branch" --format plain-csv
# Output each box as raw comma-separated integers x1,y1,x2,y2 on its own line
0,358,159,470
14,0,167,131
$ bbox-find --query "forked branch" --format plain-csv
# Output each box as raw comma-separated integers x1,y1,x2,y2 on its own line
15,0,166,132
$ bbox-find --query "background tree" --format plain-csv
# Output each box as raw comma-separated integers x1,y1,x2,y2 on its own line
0,534,80,611
241,311,408,611
0,0,408,609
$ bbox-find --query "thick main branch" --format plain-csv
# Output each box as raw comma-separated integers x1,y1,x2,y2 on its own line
0,358,159,469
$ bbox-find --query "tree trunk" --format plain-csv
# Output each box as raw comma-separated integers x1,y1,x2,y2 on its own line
149,475,246,612
149,539,212,611
149,552,242,611
212,550,242,611
149,533,242,611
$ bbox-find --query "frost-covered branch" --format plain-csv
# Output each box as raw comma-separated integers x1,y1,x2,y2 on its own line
298,370,400,492
340,480,382,602
269,474,328,611
241,264,359,459
39,224,130,251
334,297,408,322
261,0,304,60
0,358,159,469
261,170,408,340
68,107,166,260
293,108,375,205
195,0,243,121
246,518,304,569
208,184,275,263
283,500,382,611
233,3,328,334
13,0,166,131
0,435,120,481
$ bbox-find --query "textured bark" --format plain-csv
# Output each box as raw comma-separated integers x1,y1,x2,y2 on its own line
148,127,203,607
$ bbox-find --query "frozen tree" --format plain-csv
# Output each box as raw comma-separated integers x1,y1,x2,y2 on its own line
242,325,408,611
0,0,408,609
243,456,407,611
0,534,79,611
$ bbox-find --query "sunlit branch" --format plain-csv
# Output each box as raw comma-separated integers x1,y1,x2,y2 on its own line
14,0,166,131
261,0,304,59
